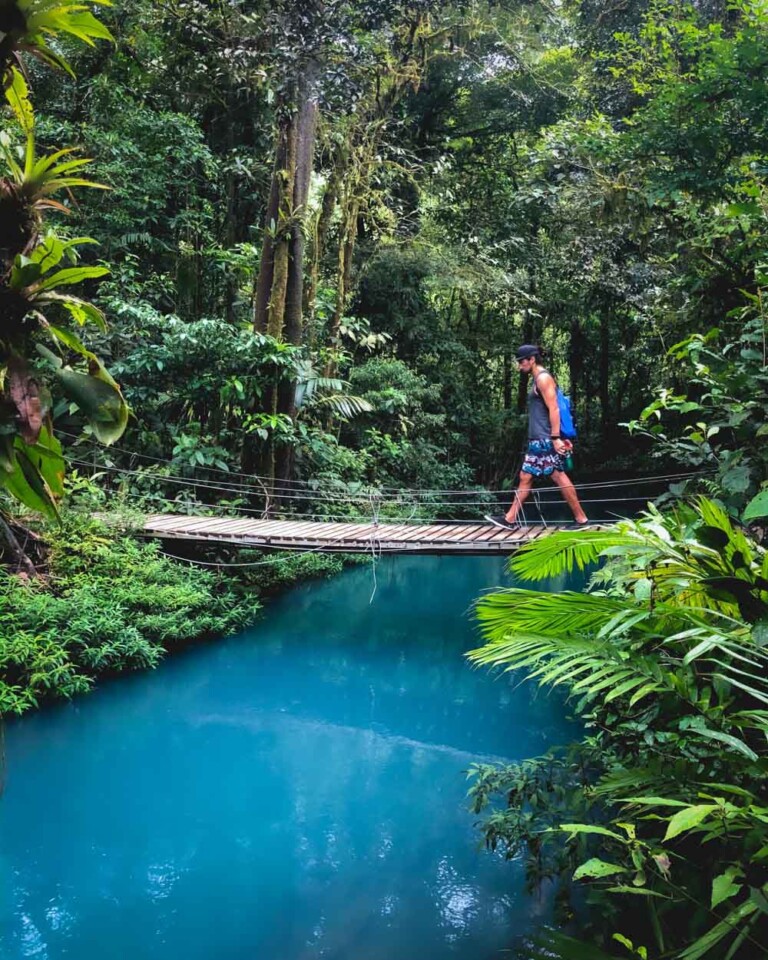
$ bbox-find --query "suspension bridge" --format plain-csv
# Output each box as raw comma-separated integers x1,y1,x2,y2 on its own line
142,513,581,554
64,433,702,561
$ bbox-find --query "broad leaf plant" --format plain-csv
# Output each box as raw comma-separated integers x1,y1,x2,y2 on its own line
0,1,125,522
471,499,768,959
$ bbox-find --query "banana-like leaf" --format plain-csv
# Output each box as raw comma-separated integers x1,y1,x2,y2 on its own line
5,68,34,136
17,1,114,76
46,323,93,357
43,294,107,331
47,354,128,445
1,429,65,520
30,264,109,293
30,233,98,271
744,489,768,523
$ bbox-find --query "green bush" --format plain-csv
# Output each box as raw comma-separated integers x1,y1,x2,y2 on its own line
0,513,262,715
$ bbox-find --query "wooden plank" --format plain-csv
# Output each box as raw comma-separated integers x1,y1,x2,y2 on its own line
369,524,420,541
323,523,379,542
517,524,545,541
250,520,302,535
183,518,254,535
215,519,270,535
374,524,424,543
418,524,467,542
144,514,182,531
141,513,585,554
463,523,496,543
152,515,221,533
438,524,489,542
393,524,443,543
267,521,325,538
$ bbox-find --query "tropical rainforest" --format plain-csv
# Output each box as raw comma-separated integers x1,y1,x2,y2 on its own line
1,1,768,958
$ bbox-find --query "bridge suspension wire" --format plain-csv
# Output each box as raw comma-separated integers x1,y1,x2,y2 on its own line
67,452,709,506
60,431,710,498
68,459,688,522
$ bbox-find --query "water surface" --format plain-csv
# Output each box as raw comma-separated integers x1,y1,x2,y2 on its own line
0,555,575,959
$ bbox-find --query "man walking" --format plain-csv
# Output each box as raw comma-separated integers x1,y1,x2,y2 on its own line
487,344,588,528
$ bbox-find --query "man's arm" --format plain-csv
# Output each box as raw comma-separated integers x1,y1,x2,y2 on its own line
536,372,561,436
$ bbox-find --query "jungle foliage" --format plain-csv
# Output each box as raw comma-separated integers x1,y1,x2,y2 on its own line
0,500,349,715
1,0,768,954
0,2,127,538
463,5,768,957
0,510,261,714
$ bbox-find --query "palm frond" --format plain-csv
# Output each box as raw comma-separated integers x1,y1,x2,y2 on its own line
311,393,373,419
476,588,632,643
468,629,667,706
508,528,638,581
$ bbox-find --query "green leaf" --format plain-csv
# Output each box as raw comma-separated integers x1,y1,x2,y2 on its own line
712,867,743,909
680,899,757,960
1,437,62,520
689,727,759,762
32,265,109,292
573,858,626,881
46,324,93,358
744,490,768,523
57,367,128,444
5,68,34,135
664,804,718,841
618,797,690,808
558,823,625,840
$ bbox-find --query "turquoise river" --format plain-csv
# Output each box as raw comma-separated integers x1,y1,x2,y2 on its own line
0,555,576,959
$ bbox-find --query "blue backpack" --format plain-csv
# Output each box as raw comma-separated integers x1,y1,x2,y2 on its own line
557,387,577,439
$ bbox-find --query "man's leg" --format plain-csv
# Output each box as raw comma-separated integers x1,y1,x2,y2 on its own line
550,470,588,524
506,472,534,523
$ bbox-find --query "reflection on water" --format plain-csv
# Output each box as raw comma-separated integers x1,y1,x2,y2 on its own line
0,555,577,960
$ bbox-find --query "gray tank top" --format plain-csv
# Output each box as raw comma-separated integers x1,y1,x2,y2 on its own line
528,371,552,439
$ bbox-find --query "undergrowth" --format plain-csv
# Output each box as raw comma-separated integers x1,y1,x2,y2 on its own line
0,512,345,716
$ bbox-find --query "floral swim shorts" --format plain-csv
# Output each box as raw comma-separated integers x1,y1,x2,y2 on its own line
522,439,569,477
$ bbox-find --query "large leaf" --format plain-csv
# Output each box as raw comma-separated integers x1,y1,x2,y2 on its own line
17,1,115,76
51,356,128,445
573,858,626,881
711,867,742,909
744,489,768,523
1,431,64,520
31,264,109,293
507,527,639,581
664,804,718,841
5,67,34,136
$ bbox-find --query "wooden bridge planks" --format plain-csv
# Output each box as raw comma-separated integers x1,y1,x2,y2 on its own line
143,513,580,554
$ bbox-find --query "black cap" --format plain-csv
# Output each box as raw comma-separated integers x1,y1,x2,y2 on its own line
515,344,539,360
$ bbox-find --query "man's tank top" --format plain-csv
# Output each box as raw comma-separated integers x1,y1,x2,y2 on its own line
528,370,552,439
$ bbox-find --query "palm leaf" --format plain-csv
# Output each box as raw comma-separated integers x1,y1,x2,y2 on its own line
476,589,622,639
508,528,638,581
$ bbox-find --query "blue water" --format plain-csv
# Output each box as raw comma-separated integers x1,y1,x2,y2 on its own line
0,555,575,960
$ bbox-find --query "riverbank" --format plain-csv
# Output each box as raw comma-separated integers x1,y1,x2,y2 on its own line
0,510,348,716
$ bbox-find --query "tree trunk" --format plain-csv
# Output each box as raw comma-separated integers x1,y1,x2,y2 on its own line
325,194,359,378
253,166,281,333
284,65,319,347
266,116,297,339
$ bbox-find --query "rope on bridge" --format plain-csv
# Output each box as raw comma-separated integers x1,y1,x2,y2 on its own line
60,433,712,569
61,431,708,500
67,457,703,532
